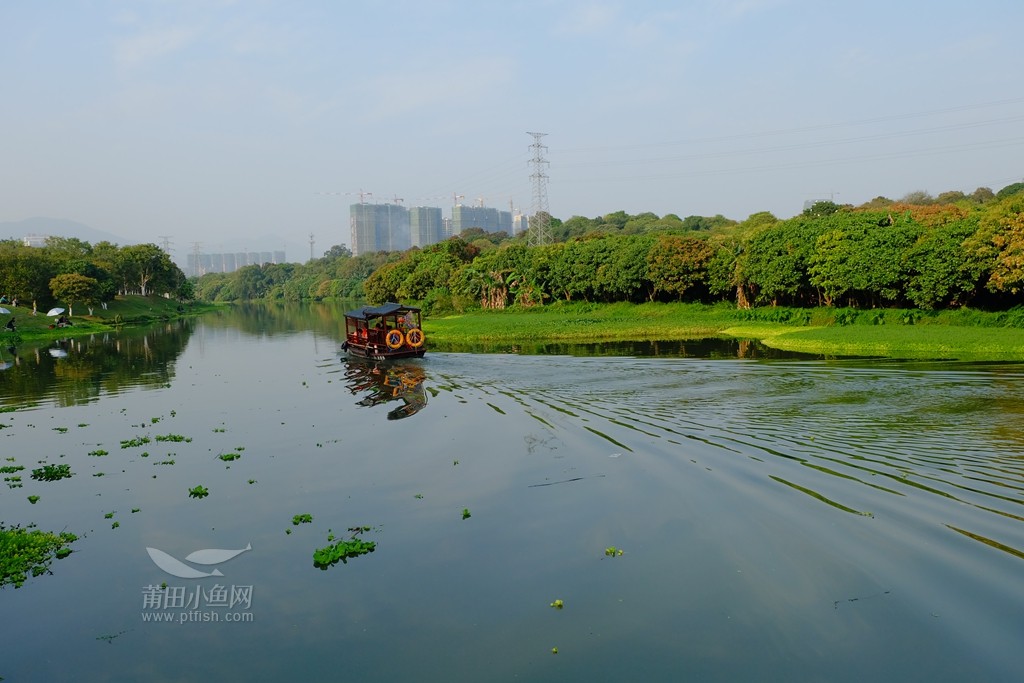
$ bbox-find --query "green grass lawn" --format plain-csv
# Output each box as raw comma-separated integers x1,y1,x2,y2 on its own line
424,302,1024,361
725,324,1024,360
1,295,217,345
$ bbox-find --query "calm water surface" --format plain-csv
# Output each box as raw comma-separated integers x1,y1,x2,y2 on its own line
1,304,1023,682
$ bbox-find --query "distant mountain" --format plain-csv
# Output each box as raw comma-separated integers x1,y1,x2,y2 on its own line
0,217,129,245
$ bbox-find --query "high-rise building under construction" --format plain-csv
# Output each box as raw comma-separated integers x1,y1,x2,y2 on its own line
410,206,444,248
350,202,512,256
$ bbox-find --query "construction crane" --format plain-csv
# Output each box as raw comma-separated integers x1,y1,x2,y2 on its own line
315,189,374,203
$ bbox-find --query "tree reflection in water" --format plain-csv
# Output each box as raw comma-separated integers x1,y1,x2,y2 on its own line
0,320,195,408
343,360,428,420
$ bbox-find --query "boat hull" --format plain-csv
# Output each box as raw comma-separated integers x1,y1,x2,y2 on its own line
342,341,426,361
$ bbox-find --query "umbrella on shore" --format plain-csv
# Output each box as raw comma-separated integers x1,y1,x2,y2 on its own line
46,307,65,317
0,307,10,315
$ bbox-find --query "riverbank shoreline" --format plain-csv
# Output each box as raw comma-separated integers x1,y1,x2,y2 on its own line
422,301,1024,360
0,295,220,346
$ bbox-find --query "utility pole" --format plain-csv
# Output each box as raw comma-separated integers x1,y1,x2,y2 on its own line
309,233,315,261
527,131,552,246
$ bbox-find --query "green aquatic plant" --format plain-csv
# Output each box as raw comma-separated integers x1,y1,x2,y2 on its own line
104,512,114,519
88,449,108,457
27,495,40,504
155,434,190,443
0,523,78,588
550,599,564,609
604,546,624,557
313,538,376,569
462,508,471,520
312,526,377,569
120,436,151,449
4,475,23,488
52,426,68,433
131,508,140,513
292,514,313,525
111,522,120,529
0,465,24,474
31,464,72,481
188,485,209,499
218,452,241,462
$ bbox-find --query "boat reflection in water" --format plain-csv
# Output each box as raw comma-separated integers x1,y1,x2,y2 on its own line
343,360,428,420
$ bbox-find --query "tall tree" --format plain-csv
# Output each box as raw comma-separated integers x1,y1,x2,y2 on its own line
49,273,98,316
115,244,178,296
647,235,714,301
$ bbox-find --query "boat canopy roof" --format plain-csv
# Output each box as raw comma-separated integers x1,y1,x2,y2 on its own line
344,302,420,321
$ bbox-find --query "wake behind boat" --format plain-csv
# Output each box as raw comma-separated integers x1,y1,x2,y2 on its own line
341,302,426,361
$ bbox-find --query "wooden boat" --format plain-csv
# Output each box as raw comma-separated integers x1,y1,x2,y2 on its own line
341,302,426,360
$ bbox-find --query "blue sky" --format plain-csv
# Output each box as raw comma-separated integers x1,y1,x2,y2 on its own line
2,0,1023,261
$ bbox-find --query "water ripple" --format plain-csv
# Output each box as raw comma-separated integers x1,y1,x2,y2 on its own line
428,353,1024,558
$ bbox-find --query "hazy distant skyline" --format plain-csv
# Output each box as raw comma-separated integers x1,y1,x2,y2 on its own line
3,0,1023,261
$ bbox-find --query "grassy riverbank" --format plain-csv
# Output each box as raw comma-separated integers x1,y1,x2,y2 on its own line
0,295,219,345
423,301,1024,360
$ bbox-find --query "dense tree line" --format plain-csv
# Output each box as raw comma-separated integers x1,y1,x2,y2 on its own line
0,237,188,314
192,181,1024,313
364,185,1024,313
192,247,399,302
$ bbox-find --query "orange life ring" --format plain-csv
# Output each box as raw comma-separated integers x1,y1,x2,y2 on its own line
385,329,405,349
405,327,424,348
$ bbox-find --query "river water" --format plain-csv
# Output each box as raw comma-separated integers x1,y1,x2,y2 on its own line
1,303,1022,682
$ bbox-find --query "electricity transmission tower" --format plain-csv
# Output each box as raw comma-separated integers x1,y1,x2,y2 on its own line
526,131,552,247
